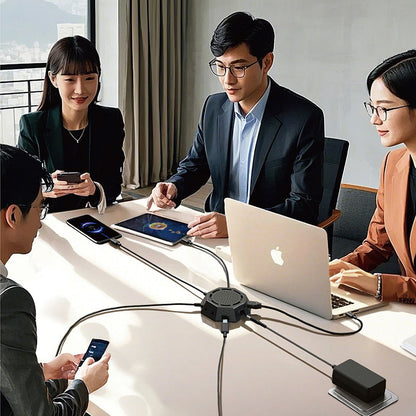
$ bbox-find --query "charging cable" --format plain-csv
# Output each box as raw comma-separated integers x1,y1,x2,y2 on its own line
181,239,230,288
109,238,206,297
55,302,201,356
217,318,229,416
247,302,363,336
246,314,335,369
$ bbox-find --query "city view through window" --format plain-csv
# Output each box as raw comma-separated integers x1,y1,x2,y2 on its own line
0,0,90,145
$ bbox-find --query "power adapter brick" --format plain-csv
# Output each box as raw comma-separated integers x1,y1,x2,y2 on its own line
332,359,386,403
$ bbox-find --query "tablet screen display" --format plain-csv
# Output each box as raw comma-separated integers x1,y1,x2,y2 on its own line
113,213,189,245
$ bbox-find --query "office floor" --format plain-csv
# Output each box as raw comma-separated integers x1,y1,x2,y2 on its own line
121,182,212,212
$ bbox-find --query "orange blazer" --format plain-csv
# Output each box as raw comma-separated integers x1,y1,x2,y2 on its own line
342,147,416,303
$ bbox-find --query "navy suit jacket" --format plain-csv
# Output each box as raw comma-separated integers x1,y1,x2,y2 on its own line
18,104,125,212
169,78,324,224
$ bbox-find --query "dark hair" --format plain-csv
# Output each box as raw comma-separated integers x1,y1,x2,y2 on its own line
367,49,416,107
1,144,53,215
210,11,274,66
38,36,101,111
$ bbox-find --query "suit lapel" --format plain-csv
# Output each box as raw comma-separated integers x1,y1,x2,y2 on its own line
44,106,64,170
216,100,234,199
250,82,282,195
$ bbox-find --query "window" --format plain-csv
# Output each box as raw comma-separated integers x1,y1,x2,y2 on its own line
0,0,95,145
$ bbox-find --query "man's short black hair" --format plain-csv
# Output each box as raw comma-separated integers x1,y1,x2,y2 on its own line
210,11,274,61
0,144,53,215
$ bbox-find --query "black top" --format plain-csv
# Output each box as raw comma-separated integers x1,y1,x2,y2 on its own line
406,159,416,266
18,104,125,213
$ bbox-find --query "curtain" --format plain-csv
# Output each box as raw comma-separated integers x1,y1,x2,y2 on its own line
121,0,187,188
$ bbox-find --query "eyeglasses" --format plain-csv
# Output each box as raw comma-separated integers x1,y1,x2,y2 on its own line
18,201,49,220
364,102,411,121
208,58,262,78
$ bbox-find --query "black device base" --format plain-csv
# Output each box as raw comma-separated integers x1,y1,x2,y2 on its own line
332,359,386,403
200,287,250,323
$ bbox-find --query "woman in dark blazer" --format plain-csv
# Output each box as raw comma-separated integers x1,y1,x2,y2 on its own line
330,50,416,303
18,35,125,213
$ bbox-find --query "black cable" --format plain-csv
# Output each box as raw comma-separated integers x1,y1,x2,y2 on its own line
246,314,335,369
55,302,201,356
181,239,230,288
255,303,363,336
109,238,206,296
217,318,229,416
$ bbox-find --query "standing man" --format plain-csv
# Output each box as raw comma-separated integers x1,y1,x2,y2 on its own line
147,11,324,238
0,144,111,415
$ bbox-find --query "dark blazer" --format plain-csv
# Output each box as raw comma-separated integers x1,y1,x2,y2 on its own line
169,78,324,224
343,148,416,302
18,104,125,212
0,275,89,415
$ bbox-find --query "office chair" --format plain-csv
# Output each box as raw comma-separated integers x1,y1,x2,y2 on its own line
332,184,400,274
317,137,349,258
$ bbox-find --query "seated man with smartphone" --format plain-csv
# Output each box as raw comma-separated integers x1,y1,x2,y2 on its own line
0,144,111,415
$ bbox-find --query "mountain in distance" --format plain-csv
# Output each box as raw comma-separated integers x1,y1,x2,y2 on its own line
0,0,83,49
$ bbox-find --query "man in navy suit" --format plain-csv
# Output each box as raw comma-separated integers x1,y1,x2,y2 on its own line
147,11,324,238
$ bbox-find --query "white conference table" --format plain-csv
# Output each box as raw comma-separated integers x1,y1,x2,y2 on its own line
6,199,416,416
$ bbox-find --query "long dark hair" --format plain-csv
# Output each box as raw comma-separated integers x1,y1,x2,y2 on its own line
38,36,101,111
367,50,416,107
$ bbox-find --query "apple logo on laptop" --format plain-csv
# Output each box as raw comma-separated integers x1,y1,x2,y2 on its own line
270,246,284,266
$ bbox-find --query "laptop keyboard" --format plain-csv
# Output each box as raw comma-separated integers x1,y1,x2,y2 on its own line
331,294,353,309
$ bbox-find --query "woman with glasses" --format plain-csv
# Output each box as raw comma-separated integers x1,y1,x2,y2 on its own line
18,36,125,213
330,50,416,303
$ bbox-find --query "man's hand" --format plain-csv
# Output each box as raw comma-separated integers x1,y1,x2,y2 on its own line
146,182,178,210
42,353,83,381
187,212,228,239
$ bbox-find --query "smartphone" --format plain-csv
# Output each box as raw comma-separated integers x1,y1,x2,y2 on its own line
112,213,189,246
78,338,109,368
67,214,122,244
57,172,82,183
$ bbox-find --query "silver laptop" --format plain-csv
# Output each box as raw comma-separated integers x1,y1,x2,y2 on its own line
225,198,385,320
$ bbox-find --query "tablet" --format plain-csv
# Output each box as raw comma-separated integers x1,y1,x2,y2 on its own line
112,213,189,246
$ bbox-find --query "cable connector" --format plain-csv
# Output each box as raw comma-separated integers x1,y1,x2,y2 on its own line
246,314,267,328
180,237,193,246
247,301,262,309
109,237,121,247
221,318,229,337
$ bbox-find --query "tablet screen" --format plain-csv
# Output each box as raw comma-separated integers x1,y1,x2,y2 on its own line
113,213,189,245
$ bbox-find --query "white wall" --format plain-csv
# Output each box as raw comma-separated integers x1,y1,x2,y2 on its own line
183,0,416,187
95,0,119,108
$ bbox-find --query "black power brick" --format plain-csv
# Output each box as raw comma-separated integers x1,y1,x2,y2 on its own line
332,359,386,402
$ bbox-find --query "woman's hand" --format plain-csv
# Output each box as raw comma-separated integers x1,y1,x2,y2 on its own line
44,170,96,198
42,353,83,381
329,259,378,296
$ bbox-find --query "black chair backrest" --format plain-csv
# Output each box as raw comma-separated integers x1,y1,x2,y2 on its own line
333,185,377,241
318,137,349,224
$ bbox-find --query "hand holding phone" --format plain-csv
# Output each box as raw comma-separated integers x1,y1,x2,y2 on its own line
76,339,111,393
78,338,110,368
57,171,82,183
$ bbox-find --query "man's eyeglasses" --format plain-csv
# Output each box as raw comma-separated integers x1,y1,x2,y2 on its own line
364,102,411,121
18,201,49,220
209,58,262,78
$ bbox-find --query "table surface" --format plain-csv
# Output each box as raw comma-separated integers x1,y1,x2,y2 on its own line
6,199,416,416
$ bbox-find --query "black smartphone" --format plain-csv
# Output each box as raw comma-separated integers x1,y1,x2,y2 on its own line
57,172,82,183
78,338,109,368
67,214,122,244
